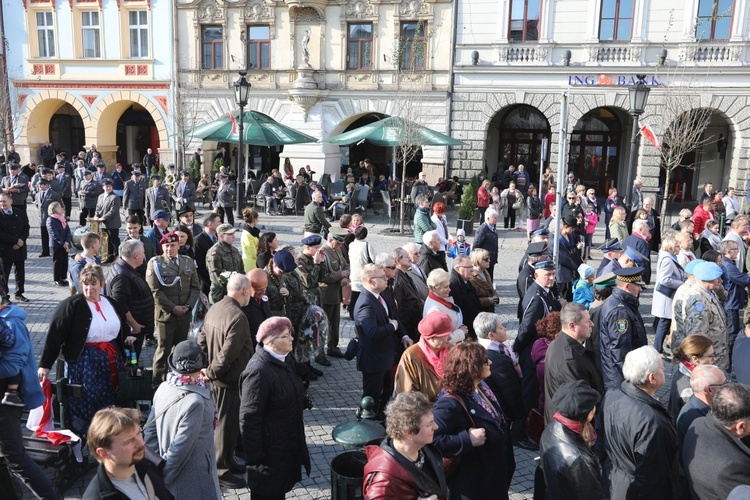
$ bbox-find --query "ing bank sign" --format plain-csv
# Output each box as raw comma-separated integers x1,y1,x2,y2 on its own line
567,74,662,86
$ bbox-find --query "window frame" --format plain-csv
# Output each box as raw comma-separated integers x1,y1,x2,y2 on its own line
695,0,734,41
598,0,635,41
128,10,149,58
347,22,373,70
399,21,428,70
246,25,271,70
508,0,542,42
201,25,224,70
35,11,55,58
81,10,101,58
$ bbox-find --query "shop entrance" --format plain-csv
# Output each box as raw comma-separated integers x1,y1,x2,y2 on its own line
568,107,625,195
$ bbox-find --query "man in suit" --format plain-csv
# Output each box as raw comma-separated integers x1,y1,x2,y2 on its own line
35,179,62,258
215,173,236,226
55,163,72,219
449,255,483,340
145,174,171,224
95,179,122,261
93,162,110,183
241,269,271,350
1,163,30,213
0,193,30,304
123,171,146,225
623,219,652,284
474,208,500,278
354,263,412,418
419,230,447,279
194,213,220,296
78,169,102,226
172,171,197,213
403,242,429,300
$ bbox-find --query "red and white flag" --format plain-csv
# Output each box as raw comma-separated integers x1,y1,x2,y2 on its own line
229,114,238,135
640,122,660,148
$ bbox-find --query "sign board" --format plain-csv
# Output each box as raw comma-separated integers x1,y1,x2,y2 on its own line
568,75,661,87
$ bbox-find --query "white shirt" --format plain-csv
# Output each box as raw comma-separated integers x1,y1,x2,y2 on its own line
263,345,288,361
85,297,121,343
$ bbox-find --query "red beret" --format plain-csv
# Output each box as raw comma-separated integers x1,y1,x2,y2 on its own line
418,312,454,338
256,316,293,345
159,232,179,245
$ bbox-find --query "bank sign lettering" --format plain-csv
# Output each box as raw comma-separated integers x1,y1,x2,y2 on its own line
568,74,661,86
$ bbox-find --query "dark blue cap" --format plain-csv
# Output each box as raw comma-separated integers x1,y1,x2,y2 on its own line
598,238,623,252
614,266,646,286
527,241,549,258
101,178,113,186
301,235,322,246
533,260,556,271
153,209,172,220
623,247,647,266
530,228,550,239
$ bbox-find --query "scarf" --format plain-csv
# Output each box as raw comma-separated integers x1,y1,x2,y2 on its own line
680,358,696,373
469,382,506,430
166,372,218,429
700,228,721,249
50,212,67,229
427,291,460,313
553,412,597,445
418,337,449,378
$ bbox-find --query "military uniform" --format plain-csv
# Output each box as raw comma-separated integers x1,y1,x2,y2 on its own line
146,254,201,386
296,252,323,306
206,240,244,304
319,239,349,355
673,283,729,371
598,286,648,391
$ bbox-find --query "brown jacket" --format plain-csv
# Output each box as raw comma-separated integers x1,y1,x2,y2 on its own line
470,268,498,312
198,296,254,388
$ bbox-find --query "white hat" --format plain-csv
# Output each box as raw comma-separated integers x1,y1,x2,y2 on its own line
456,229,466,237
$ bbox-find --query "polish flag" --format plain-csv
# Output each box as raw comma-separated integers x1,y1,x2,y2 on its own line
229,114,238,135
640,122,660,148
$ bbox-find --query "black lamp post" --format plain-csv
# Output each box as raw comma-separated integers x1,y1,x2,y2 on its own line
234,71,251,220
624,74,650,209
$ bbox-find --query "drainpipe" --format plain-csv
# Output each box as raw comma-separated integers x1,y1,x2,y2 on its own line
171,0,180,168
445,0,459,180
0,0,12,152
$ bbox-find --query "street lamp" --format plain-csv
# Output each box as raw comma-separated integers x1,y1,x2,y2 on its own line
624,74,650,210
234,71,251,220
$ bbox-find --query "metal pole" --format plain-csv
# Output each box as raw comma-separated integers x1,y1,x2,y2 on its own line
624,112,641,211
236,107,245,221
538,137,548,192
553,92,568,271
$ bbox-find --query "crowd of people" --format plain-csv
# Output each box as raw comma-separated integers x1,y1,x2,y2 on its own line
3,151,750,500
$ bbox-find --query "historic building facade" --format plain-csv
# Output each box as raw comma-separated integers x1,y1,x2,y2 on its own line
175,0,455,180
5,0,174,168
453,0,750,200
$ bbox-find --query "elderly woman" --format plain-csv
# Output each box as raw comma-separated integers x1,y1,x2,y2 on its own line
539,380,603,500
145,340,221,499
469,248,499,312
241,208,260,272
38,264,131,434
348,226,376,319
676,231,697,268
423,269,468,344
474,312,524,436
431,202,451,254
363,391,448,499
652,236,686,354
239,317,311,498
668,334,715,419
394,312,454,403
432,341,515,500
46,200,72,286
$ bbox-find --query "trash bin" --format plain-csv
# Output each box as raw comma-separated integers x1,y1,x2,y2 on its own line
330,450,367,500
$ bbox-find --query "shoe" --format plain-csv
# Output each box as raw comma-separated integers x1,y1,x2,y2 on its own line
515,437,539,451
1,297,12,306
315,355,332,367
307,371,319,381
38,253,50,258
2,391,24,407
230,461,245,474
309,365,324,376
13,294,29,303
327,348,345,359
218,475,245,489
144,337,156,347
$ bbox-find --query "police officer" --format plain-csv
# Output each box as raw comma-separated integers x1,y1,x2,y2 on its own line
78,169,102,226
123,170,146,225
598,266,648,391
518,228,552,273
599,246,647,277
296,234,326,306
145,174,171,224
206,224,244,304
595,238,624,277
318,228,350,363
146,232,201,387
516,241,549,319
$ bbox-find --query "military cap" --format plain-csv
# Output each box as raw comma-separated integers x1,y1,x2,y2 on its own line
530,228,550,239
533,260,556,271
623,247,648,266
132,170,142,176
96,163,106,168
8,163,20,171
101,178,113,186
329,227,349,242
614,267,646,287
598,238,623,253
153,209,172,220
159,232,179,245
38,178,49,185
56,163,66,170
218,173,229,179
83,169,93,176
167,164,175,169
527,241,549,258
150,174,162,180
181,170,191,177
685,259,701,276
594,272,616,288
216,223,239,235
301,235,322,246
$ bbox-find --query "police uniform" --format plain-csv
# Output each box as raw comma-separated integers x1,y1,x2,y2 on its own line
597,267,648,391
595,238,623,277
516,242,548,319
206,225,244,304
146,235,201,387
516,228,551,273
319,228,350,358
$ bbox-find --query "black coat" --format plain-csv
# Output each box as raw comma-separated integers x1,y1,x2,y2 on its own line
539,419,603,500
449,270,482,340
83,461,174,500
353,290,406,374
543,333,604,424
419,244,447,279
516,263,535,319
623,234,652,284
602,381,680,500
485,348,524,421
242,297,272,349
432,387,515,500
239,348,310,496
105,258,155,339
0,209,29,260
392,268,424,342
473,222,498,267
193,231,215,287
682,414,750,500
40,294,127,369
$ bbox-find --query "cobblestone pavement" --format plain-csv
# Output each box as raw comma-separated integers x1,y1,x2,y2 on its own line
17,204,672,499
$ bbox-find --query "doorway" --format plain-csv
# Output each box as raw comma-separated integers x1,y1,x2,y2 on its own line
569,107,624,195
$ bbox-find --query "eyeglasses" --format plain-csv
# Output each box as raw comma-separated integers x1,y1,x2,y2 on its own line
457,265,473,269
385,266,397,270
482,258,490,262
371,275,387,280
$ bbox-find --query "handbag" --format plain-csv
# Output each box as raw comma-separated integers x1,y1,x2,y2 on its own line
526,408,544,444
655,283,676,299
141,392,188,471
512,198,524,211
442,393,476,478
341,282,352,305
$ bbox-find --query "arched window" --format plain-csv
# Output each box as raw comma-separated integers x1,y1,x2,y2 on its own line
696,0,734,40
509,0,540,42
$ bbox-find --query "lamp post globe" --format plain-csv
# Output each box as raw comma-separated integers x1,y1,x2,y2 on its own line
234,71,251,220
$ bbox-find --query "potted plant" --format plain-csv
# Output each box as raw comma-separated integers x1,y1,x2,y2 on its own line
457,175,478,235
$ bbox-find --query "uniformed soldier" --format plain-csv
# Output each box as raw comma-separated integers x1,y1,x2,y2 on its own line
78,169,102,226
318,228,350,363
206,223,244,304
145,174,171,223
146,232,201,387
595,238,623,277
516,241,549,319
296,235,326,305
598,266,648,391
672,260,729,371
515,259,562,414
123,170,146,225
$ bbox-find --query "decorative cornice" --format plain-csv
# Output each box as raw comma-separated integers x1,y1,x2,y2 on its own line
12,81,171,90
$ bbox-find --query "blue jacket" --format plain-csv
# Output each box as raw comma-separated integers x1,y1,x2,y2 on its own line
473,222,499,266
572,279,594,309
733,332,750,384
0,307,45,409
722,256,750,310
46,216,72,250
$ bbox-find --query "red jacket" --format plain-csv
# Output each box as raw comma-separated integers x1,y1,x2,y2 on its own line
363,443,447,500
691,205,715,237
477,186,491,208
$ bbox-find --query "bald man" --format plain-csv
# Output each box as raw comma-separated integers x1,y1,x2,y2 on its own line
242,269,271,350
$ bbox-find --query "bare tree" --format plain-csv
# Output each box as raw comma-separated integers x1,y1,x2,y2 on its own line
0,66,22,156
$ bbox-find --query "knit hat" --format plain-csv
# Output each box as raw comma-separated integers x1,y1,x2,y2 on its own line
577,264,595,280
256,316,293,345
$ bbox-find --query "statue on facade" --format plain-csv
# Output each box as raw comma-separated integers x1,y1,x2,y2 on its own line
302,29,311,64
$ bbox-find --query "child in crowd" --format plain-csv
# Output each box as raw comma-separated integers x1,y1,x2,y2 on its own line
583,203,599,260
448,229,472,259
573,264,595,309
491,187,501,213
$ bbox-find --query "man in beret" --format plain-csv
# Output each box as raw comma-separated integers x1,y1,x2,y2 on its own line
172,170,197,213
35,178,62,259
318,228,350,362
206,224,244,304
146,231,201,387
672,260,729,371
198,273,254,489
598,267,648,390
296,234,326,307
95,178,122,261
145,174,171,224
123,169,145,226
